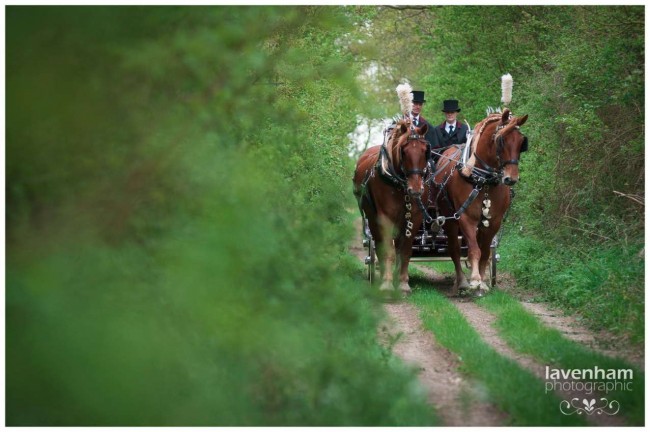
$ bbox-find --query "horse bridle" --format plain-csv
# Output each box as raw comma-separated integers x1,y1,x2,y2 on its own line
496,126,528,167
474,126,528,172
400,133,430,178
400,132,434,225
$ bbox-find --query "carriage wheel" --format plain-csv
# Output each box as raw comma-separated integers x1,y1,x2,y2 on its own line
362,216,376,283
367,238,376,283
489,247,498,287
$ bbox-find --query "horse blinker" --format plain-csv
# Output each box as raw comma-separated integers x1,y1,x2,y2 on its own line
521,136,528,152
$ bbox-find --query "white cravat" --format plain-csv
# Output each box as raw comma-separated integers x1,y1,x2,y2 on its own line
446,123,455,134
413,115,420,126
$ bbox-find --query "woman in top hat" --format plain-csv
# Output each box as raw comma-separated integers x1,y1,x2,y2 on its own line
430,99,469,155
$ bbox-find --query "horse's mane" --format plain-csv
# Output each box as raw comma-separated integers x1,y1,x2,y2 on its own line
469,114,503,155
386,119,410,169
463,110,518,175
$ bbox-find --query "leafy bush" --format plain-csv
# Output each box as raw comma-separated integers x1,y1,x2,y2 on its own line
500,234,644,343
7,6,436,425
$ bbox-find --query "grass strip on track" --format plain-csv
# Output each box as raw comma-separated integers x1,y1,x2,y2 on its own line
477,291,644,425
409,286,585,426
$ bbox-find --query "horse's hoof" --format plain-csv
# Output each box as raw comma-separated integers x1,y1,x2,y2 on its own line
474,289,489,298
379,281,393,292
459,279,471,290
399,282,411,296
469,280,481,290
479,281,490,292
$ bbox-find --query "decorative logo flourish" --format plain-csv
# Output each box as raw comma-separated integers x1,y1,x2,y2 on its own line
559,398,620,416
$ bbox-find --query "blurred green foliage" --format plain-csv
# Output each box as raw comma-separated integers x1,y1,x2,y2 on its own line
360,6,644,341
7,7,436,425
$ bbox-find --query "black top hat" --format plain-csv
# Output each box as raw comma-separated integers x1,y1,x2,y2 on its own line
411,90,426,103
442,99,461,112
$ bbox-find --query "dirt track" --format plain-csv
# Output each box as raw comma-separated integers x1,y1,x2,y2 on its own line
379,302,507,426
349,219,643,426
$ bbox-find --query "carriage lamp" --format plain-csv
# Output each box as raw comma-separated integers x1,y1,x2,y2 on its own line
494,253,501,263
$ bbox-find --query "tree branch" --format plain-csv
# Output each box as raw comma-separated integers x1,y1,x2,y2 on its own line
563,215,614,242
384,6,434,10
613,190,645,206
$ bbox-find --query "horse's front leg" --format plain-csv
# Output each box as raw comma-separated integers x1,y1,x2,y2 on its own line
394,232,415,295
477,221,502,293
444,220,468,296
377,213,396,291
458,215,482,292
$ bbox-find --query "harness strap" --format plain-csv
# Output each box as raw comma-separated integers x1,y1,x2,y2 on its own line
457,161,502,186
427,145,465,219
453,186,482,220
473,152,496,173
405,168,427,176
416,195,434,224
440,171,456,215
378,145,406,188
358,167,377,214
429,145,463,182
407,134,426,141
430,168,488,225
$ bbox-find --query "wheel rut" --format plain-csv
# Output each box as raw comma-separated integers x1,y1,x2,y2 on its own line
414,263,633,426
379,302,507,426
350,217,506,425
350,216,638,426
415,262,644,371
453,301,626,427
519,301,644,371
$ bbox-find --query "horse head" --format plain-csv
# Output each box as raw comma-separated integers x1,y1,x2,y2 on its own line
390,121,430,197
494,109,528,185
472,109,529,186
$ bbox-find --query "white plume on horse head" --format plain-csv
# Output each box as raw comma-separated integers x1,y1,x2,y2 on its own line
486,106,502,116
501,73,513,106
396,83,413,117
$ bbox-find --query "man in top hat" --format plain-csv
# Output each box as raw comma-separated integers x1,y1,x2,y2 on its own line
409,90,436,147
430,99,469,161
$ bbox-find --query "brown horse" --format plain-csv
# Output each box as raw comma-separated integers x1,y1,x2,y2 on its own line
432,109,528,296
353,120,431,294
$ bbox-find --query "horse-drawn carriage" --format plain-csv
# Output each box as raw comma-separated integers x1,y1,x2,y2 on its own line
353,80,528,297
362,210,501,288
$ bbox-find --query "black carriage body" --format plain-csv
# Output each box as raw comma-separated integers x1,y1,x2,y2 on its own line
361,215,500,287
410,223,469,259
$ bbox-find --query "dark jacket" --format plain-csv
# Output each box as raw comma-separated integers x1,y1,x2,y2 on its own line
413,115,436,147
431,120,469,149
